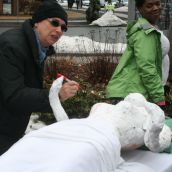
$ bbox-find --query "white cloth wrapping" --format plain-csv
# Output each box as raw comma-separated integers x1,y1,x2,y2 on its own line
0,119,154,172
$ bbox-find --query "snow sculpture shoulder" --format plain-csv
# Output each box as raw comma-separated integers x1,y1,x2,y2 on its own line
49,77,172,153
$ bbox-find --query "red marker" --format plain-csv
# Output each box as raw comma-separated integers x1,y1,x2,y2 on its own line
57,73,80,90
57,73,70,82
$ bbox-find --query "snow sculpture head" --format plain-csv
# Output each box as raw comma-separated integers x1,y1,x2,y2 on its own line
124,93,147,107
125,93,165,125
49,78,172,153
89,93,172,152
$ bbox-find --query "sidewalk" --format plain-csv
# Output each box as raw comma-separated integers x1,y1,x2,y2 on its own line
0,6,128,27
0,9,87,27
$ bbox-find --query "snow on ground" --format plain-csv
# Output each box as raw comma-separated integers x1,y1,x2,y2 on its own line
25,114,46,134
90,11,127,26
114,6,128,12
54,35,127,54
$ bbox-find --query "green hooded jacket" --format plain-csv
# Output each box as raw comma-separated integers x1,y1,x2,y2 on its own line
106,17,164,103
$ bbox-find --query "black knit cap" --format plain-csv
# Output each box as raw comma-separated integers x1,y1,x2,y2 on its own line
32,0,68,25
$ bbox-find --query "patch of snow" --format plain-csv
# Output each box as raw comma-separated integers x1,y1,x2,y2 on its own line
90,11,127,26
114,6,128,12
25,114,46,134
54,35,127,54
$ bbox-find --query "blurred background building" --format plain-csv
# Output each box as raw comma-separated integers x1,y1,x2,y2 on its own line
0,0,42,16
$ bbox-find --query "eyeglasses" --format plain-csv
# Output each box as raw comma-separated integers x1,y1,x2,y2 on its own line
47,18,67,32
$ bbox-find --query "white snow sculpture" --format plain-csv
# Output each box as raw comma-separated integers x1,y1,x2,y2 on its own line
49,76,69,121
50,77,172,152
90,11,127,26
0,76,171,172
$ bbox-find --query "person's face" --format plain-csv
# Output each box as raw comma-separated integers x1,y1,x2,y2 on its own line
34,17,67,47
138,0,161,25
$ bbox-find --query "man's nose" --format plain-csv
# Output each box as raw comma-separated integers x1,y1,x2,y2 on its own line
55,26,63,34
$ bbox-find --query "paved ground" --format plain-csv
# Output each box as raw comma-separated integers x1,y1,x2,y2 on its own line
0,5,128,26
0,6,128,43
0,9,86,20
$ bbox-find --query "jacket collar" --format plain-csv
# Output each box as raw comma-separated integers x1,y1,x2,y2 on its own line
22,19,40,66
126,17,159,37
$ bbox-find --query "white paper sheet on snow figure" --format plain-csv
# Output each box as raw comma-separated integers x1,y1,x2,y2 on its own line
0,119,154,172
115,161,154,172
122,149,172,172
54,35,127,54
90,10,127,27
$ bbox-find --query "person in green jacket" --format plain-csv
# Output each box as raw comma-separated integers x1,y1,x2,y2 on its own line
106,0,170,108
104,0,115,12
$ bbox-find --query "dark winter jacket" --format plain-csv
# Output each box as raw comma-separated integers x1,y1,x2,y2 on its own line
0,20,54,149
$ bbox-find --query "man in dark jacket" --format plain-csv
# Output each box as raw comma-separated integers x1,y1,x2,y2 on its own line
0,1,79,155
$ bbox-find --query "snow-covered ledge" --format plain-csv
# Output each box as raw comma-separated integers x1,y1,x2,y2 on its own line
90,11,127,27
54,35,127,55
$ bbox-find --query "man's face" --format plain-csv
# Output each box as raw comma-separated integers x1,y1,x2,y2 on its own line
34,17,67,47
138,0,161,25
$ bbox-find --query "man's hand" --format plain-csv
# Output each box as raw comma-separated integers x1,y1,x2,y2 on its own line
59,80,79,102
